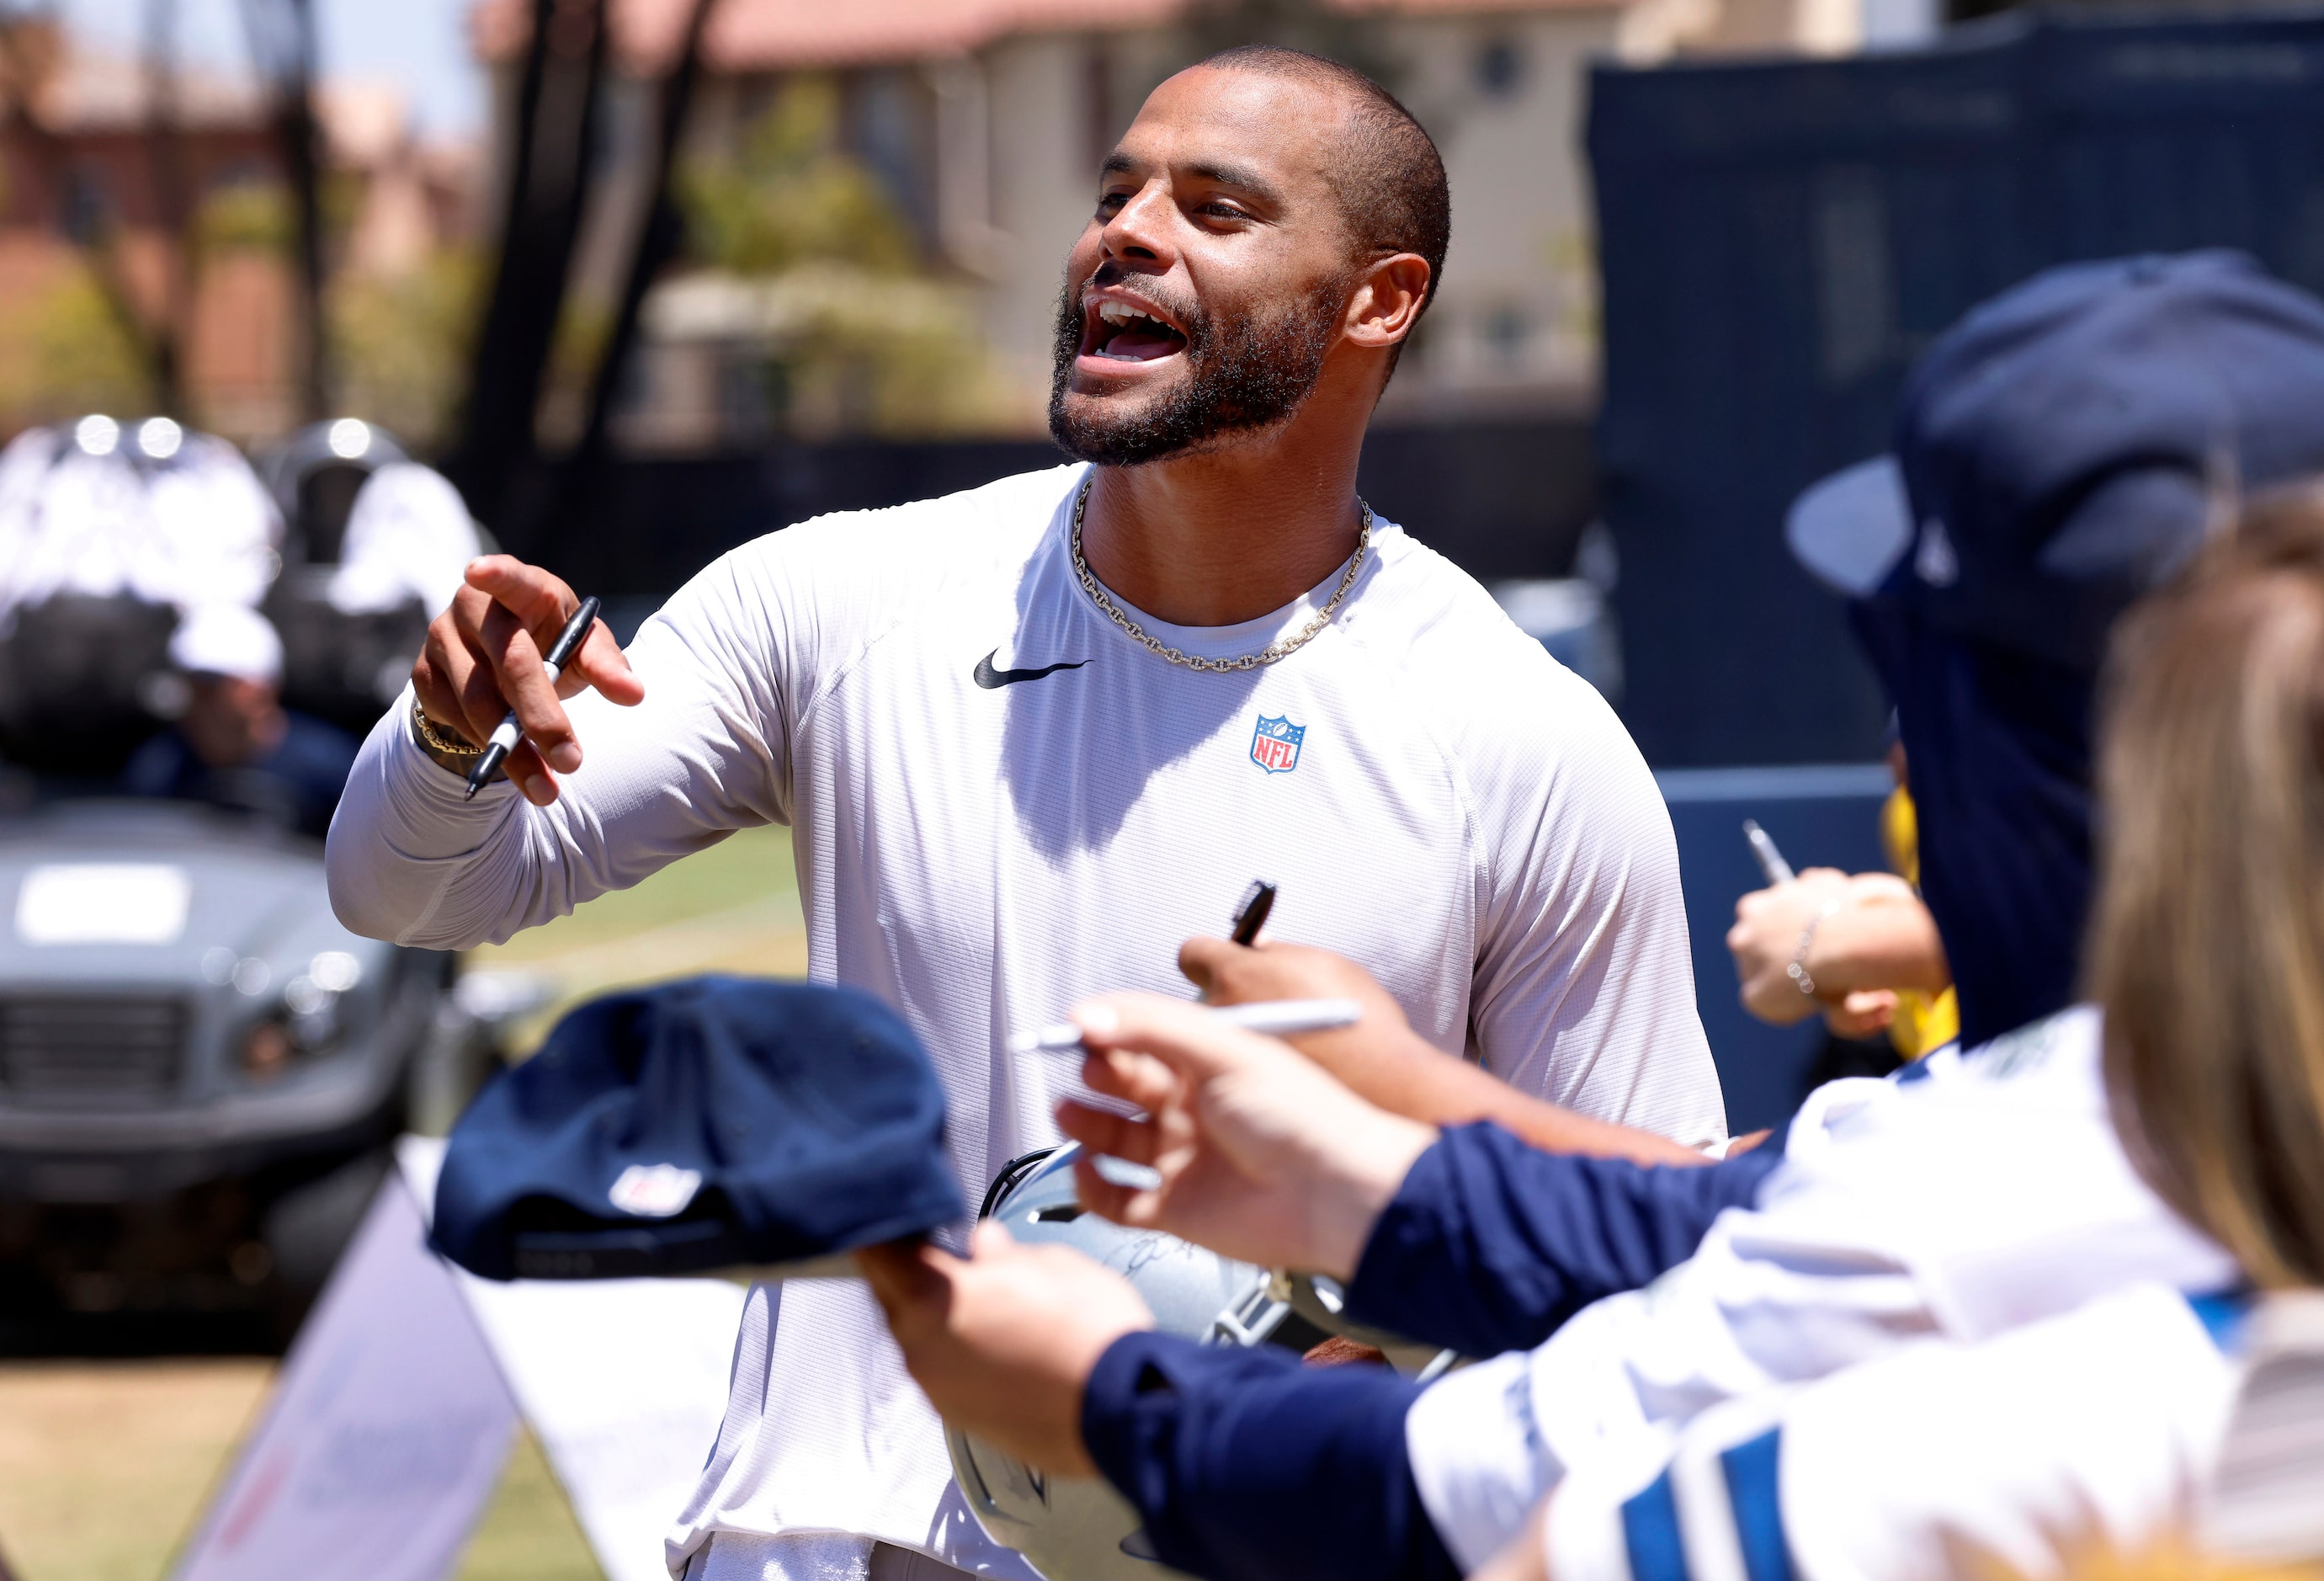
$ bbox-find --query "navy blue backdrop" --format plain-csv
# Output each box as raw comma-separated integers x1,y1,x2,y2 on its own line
1656,765,1891,1132
1590,8,2324,766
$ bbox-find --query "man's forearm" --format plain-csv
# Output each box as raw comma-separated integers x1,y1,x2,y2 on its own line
327,616,780,950
1309,1027,1702,1166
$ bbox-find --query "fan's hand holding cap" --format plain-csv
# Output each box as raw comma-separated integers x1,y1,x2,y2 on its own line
431,976,966,1281
1789,250,2324,668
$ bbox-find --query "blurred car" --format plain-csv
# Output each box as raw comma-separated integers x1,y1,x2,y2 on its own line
0,799,529,1333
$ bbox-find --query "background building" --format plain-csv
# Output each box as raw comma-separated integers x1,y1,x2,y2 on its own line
471,0,1938,454
0,13,481,442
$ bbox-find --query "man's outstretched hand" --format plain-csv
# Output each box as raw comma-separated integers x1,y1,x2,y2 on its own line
1177,940,1704,1166
412,556,643,805
1056,992,1439,1280
858,1222,1153,1477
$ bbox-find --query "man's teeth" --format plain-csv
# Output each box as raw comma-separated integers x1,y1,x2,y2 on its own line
1096,301,1168,329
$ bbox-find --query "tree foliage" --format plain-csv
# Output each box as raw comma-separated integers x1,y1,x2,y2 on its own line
679,76,919,278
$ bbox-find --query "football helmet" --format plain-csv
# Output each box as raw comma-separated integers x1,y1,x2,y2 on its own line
944,1144,1291,1580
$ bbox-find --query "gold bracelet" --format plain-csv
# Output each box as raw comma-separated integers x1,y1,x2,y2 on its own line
410,697,487,776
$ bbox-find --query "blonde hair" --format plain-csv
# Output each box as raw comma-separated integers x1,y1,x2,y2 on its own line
2093,483,2324,1289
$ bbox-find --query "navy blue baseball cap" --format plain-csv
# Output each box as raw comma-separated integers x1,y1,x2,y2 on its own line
1785,253,2324,1049
1790,250,2324,670
432,976,966,1281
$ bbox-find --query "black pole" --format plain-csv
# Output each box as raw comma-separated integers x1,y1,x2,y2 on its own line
449,0,556,491
447,0,609,540
236,0,331,421
279,0,328,422
554,0,716,524
141,0,190,418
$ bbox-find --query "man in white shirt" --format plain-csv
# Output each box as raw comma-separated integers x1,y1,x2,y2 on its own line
326,43,1720,1581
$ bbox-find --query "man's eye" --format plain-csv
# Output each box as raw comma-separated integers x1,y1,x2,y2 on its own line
1200,202,1248,221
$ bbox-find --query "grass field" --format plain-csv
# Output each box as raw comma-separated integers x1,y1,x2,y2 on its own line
0,826,808,1581
470,821,810,1053
0,1360,599,1581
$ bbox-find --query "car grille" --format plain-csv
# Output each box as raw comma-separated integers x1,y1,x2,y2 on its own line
0,995,189,1109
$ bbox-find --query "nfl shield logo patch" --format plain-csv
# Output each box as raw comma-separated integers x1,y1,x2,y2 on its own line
1249,714,1306,775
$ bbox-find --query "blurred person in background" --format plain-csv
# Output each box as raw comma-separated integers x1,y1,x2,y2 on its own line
0,415,284,780
123,604,358,838
1726,729,1955,1065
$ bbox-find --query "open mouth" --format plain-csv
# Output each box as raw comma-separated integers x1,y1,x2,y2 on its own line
1082,296,1190,364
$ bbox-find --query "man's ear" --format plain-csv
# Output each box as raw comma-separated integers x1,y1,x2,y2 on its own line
1343,254,1432,350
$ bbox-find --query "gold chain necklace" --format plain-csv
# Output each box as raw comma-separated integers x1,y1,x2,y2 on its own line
1066,474,1372,673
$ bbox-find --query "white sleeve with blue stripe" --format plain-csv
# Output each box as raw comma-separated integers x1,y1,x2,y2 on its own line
1542,1283,2245,1581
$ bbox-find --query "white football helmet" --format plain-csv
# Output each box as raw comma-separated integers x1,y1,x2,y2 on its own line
944,1144,1294,1581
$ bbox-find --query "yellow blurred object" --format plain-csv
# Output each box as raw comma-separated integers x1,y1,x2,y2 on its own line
1965,1541,2322,1581
1880,786,1960,1060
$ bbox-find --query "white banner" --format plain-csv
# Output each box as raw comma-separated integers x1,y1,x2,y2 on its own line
173,1138,747,1581
398,1138,747,1581
173,1160,519,1581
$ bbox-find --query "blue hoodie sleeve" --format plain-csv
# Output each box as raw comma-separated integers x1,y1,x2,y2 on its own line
1343,1121,1787,1357
1082,1332,1454,1581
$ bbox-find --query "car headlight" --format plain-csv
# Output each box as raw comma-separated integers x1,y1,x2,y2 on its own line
238,950,366,1082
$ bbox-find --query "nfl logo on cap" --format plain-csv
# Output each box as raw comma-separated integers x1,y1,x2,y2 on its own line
1250,714,1305,774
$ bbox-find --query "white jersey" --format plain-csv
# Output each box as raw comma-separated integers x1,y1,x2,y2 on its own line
1543,1284,2324,1580
326,464,1722,1578
1405,1007,2242,1572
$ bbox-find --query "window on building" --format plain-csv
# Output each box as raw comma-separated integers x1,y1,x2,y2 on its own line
1483,306,1532,370
1475,39,1524,98
62,168,109,243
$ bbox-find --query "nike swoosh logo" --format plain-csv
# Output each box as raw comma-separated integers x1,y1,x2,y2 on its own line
973,650,1090,689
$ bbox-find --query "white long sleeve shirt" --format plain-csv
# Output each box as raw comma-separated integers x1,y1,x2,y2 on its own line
1404,1007,2240,1573
1544,1282,2324,1580
325,463,1722,1578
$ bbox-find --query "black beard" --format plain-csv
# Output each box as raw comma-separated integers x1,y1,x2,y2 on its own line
1047,274,1344,466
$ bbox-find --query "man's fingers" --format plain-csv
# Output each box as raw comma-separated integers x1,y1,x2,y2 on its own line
1056,1099,1160,1166
414,620,481,738
857,1236,958,1320
1066,1154,1154,1227
1177,935,1237,997
478,602,583,775
464,555,578,631
503,739,561,806
564,620,645,705
1068,992,1274,1083
1078,1046,1180,1115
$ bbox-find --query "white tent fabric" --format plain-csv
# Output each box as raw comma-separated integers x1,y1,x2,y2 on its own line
0,422,281,621
0,439,173,616
144,432,284,610
330,463,482,618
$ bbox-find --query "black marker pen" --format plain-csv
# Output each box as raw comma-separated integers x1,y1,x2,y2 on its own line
467,595,603,799
1231,880,1277,946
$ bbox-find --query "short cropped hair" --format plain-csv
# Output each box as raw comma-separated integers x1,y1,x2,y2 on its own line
1199,44,1451,322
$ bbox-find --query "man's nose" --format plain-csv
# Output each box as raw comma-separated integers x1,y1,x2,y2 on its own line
1101,181,1177,268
